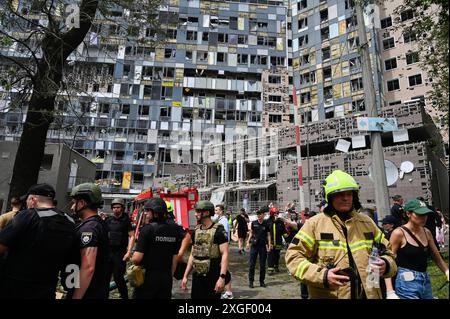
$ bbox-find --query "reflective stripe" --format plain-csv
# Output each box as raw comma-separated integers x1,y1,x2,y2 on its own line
273,223,277,246
317,240,347,250
36,210,75,224
374,230,384,243
295,231,315,248
295,260,311,279
349,240,373,252
36,210,58,218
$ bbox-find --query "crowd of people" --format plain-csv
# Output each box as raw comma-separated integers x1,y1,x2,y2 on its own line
0,168,448,299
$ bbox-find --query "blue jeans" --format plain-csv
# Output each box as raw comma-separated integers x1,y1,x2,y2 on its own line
395,267,433,299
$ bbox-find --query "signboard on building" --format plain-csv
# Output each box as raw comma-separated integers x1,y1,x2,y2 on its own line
357,117,398,132
122,171,131,189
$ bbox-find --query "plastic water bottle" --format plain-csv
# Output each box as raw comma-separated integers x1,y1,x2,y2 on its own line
366,247,380,288
369,247,379,265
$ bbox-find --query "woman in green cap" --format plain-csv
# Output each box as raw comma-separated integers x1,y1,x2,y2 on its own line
385,198,449,299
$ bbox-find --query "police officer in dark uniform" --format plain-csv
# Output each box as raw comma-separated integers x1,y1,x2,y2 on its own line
390,194,406,225
105,198,135,299
0,183,75,299
66,183,110,299
131,197,183,299
246,207,272,288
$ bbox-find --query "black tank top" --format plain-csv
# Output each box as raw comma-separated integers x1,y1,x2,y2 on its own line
396,229,430,272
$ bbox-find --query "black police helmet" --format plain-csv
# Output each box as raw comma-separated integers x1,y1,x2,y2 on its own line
144,197,168,216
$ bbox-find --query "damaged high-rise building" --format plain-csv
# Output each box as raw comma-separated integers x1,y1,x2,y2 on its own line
0,0,447,210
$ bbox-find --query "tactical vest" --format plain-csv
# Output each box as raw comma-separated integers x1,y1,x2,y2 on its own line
144,222,180,272
6,209,75,283
191,223,220,275
107,214,129,248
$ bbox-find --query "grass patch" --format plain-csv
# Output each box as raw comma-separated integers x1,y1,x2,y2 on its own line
429,251,448,299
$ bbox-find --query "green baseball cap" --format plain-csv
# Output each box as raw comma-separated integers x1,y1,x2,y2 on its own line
404,199,433,215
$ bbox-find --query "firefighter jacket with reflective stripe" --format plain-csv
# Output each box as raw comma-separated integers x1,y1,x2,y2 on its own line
267,218,287,249
285,209,397,299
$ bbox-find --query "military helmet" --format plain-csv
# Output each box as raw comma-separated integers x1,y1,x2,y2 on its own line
165,201,174,213
144,197,167,216
194,200,215,214
111,198,125,208
70,183,102,205
323,170,359,203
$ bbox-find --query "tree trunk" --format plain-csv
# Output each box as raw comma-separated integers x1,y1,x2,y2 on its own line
8,67,61,203
6,0,99,208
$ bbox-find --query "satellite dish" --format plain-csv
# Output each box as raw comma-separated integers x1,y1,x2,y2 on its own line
368,160,399,186
400,161,414,173
399,161,414,179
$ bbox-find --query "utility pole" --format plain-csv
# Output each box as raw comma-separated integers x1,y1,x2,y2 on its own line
306,114,311,210
292,86,306,220
355,2,391,219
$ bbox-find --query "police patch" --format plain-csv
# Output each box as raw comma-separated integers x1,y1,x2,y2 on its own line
81,232,93,245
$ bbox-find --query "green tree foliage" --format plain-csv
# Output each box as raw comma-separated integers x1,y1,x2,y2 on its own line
393,0,449,128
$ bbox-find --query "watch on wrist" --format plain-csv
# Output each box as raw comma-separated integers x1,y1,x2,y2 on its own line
220,273,226,279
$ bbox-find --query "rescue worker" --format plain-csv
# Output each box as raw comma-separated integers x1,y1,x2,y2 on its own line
267,207,287,274
181,200,229,299
246,207,272,288
166,200,176,220
131,198,183,299
66,183,110,299
105,198,135,299
165,200,191,280
285,170,397,299
0,184,75,299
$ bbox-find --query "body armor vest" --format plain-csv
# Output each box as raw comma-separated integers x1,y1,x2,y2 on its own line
192,223,220,275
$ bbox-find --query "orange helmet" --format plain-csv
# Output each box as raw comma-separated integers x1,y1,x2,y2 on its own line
269,207,279,216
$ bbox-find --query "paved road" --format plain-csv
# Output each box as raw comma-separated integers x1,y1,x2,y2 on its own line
172,242,301,299
111,231,450,299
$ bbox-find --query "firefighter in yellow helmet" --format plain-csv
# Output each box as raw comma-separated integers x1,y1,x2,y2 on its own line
285,170,397,299
165,200,175,220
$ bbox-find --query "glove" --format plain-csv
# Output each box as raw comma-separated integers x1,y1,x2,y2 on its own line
386,290,400,299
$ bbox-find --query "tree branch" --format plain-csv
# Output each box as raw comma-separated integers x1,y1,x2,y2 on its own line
0,28,41,67
60,0,100,59
0,53,35,79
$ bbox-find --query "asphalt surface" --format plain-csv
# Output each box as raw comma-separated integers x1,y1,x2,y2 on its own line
111,231,449,299
171,242,301,299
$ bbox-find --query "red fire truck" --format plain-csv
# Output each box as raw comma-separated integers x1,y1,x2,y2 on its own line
129,187,199,238
159,187,199,231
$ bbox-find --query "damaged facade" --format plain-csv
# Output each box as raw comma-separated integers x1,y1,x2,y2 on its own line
0,0,447,209
203,100,448,214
